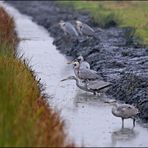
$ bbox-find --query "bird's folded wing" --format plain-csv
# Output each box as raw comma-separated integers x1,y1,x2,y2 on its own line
79,68,100,79
84,23,95,33
87,80,111,90
117,104,135,116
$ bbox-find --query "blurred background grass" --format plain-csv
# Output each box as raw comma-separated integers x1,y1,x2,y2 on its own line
58,1,148,45
0,7,74,147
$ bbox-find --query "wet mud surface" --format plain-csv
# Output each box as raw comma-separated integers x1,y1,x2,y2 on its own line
8,1,148,121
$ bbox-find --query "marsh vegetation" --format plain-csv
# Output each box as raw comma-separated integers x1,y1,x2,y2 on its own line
0,6,74,147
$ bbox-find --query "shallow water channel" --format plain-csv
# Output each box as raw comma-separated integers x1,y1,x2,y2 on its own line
1,2,148,147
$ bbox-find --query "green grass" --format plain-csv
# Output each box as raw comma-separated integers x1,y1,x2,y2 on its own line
0,7,74,147
58,1,148,45
0,57,40,146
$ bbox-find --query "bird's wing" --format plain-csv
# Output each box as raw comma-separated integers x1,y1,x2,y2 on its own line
82,23,95,36
87,80,111,90
117,104,138,117
65,22,79,37
84,23,94,32
78,68,100,80
89,69,98,74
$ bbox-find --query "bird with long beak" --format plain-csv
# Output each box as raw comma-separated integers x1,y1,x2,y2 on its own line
61,75,111,95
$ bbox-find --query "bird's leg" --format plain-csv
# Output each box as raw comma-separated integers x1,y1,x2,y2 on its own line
122,118,124,128
133,118,136,128
93,92,97,96
98,92,101,97
86,79,90,84
75,38,79,44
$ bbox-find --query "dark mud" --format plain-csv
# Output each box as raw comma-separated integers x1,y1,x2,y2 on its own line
8,1,148,121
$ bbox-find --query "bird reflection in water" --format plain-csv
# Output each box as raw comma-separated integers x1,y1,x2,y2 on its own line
73,91,107,108
110,127,138,147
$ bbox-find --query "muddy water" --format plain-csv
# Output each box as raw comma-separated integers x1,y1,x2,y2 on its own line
1,2,148,147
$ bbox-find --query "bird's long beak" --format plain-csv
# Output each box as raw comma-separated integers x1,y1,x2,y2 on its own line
67,61,73,64
105,100,117,105
67,58,75,64
60,78,68,82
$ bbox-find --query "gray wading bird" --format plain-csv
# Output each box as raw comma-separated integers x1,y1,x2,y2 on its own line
111,102,139,128
73,61,102,82
59,20,79,38
67,55,90,69
76,20,95,37
61,76,111,95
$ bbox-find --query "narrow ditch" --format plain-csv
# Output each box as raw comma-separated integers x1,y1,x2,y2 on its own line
4,1,148,147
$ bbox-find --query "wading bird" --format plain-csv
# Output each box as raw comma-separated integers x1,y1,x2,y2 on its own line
67,55,90,69
61,76,111,95
76,20,95,37
73,61,102,82
59,20,79,38
111,102,139,128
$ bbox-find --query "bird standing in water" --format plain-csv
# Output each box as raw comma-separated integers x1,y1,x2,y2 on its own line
111,102,139,128
61,76,111,95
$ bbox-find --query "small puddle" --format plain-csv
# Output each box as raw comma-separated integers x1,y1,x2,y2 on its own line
1,2,148,147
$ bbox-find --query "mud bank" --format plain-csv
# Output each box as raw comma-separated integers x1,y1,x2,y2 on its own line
8,1,148,121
